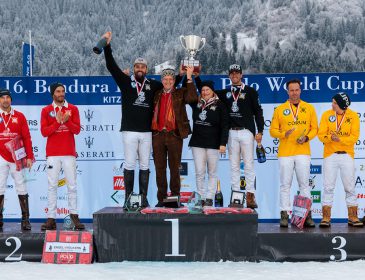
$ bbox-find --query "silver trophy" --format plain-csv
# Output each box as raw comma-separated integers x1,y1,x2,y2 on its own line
179,35,206,72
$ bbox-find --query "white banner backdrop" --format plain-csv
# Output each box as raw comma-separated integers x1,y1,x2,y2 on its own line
2,102,365,221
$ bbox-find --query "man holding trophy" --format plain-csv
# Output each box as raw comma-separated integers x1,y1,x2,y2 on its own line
152,66,198,207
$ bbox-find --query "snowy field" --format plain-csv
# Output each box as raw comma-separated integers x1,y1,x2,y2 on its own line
1,260,365,280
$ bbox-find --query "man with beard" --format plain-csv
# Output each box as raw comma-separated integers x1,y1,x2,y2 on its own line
40,83,84,230
101,32,181,208
0,89,34,231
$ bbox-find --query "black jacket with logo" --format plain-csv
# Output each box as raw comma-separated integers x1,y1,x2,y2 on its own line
189,98,229,149
104,44,162,132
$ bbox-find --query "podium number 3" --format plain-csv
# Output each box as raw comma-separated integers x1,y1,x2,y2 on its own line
5,237,23,261
330,236,347,261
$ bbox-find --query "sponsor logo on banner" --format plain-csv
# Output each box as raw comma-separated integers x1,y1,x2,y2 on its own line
84,136,94,148
113,162,124,175
311,190,321,203
77,138,115,159
27,119,39,131
45,242,90,254
357,194,365,199
45,207,70,215
40,195,68,201
180,177,191,189
113,176,125,190
310,165,322,174
355,139,365,151
309,175,316,189
355,176,365,188
84,109,94,122
179,162,188,176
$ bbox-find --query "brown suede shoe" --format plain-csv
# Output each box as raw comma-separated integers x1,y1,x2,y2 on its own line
41,218,56,231
70,214,85,230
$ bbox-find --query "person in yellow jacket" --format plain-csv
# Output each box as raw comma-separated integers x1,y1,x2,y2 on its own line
317,92,363,227
270,79,318,227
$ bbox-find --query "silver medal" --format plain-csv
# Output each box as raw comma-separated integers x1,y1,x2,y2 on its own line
231,101,239,112
199,110,207,121
136,91,145,103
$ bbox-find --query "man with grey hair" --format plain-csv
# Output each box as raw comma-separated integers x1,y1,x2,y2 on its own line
152,66,197,207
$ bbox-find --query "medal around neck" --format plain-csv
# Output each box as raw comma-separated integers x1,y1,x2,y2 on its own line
180,35,206,73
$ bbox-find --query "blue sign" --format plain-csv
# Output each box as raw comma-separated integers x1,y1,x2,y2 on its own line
22,43,35,77
0,72,364,105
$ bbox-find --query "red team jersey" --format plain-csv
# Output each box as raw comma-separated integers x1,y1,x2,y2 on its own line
40,102,81,157
0,109,34,163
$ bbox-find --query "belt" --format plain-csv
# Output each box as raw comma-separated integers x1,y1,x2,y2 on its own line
230,127,245,130
334,151,346,154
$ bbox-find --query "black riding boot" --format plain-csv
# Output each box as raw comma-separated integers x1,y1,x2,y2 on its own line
123,169,134,209
139,169,150,208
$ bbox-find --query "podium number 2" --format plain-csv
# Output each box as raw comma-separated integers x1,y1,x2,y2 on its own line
164,219,186,257
330,236,347,261
5,237,23,261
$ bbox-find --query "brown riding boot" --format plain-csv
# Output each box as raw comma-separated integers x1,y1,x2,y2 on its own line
246,192,258,209
0,195,4,229
319,205,331,227
41,218,56,231
280,211,289,227
348,206,364,227
70,214,85,230
18,194,31,231
304,210,315,227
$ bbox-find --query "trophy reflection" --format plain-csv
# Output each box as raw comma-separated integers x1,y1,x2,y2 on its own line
179,35,206,72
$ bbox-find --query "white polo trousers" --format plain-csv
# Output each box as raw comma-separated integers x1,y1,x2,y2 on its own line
322,153,357,207
228,129,255,193
191,147,219,200
0,155,27,195
122,131,152,170
47,156,77,218
279,155,311,211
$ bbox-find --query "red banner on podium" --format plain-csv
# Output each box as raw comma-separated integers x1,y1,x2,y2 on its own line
42,231,93,264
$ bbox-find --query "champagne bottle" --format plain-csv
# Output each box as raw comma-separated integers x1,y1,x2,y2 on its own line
93,38,108,54
256,143,266,163
214,180,224,207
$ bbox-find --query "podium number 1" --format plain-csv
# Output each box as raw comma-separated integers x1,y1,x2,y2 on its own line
164,219,186,257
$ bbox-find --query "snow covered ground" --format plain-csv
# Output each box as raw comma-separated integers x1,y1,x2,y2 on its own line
1,260,365,280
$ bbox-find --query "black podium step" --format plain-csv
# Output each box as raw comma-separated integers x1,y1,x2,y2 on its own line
93,207,258,262
257,223,365,262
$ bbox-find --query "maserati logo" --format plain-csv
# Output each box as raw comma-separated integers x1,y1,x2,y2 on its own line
84,136,94,148
84,109,94,122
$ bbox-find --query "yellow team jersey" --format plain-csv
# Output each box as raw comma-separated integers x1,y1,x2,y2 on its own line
317,108,359,158
270,100,318,157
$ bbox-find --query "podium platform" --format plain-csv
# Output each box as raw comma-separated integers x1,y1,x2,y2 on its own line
93,207,258,262
1,209,365,262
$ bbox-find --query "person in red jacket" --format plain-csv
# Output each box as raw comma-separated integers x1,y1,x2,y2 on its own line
40,83,84,230
0,89,34,231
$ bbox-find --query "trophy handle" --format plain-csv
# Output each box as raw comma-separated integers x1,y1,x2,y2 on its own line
179,35,187,50
198,38,206,51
